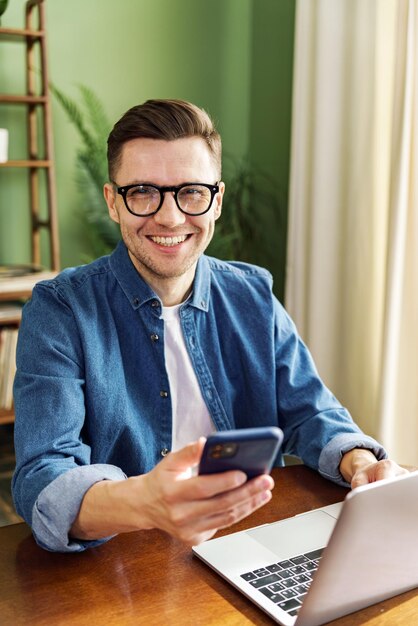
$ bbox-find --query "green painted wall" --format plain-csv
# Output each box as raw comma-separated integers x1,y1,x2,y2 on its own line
0,0,294,297
250,0,295,298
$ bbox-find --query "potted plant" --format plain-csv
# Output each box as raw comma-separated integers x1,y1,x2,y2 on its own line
0,127,8,163
50,83,120,258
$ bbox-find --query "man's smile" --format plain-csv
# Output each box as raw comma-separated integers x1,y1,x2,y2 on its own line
148,234,190,247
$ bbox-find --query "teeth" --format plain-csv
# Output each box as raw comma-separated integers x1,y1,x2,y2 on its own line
150,235,187,246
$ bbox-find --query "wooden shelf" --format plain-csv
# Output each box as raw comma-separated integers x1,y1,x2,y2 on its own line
0,271,57,301
0,410,15,426
0,27,44,41
0,1,59,430
0,94,48,104
0,312,22,325
0,160,52,168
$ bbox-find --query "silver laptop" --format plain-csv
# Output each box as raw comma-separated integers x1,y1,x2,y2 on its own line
193,470,418,626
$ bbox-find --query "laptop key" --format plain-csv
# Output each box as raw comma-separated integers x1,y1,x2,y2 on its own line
254,568,271,577
268,582,285,592
294,574,310,584
278,569,293,579
304,548,324,560
289,608,300,616
240,571,257,581
249,573,281,588
290,565,306,575
281,578,298,589
277,559,294,569
278,598,301,612
259,587,286,603
266,563,282,573
304,561,318,571
281,589,298,600
290,555,309,565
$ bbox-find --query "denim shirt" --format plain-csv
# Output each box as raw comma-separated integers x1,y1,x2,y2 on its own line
12,241,386,552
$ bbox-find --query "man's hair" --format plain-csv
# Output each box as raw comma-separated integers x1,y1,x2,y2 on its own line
107,99,222,180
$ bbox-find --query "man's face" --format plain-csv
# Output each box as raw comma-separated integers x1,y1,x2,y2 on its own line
104,137,224,292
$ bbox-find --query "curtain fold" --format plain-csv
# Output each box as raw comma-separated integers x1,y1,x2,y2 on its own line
286,0,418,464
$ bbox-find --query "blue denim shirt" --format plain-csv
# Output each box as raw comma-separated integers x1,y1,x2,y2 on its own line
12,241,386,552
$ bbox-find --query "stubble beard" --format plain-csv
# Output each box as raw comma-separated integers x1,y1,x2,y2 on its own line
121,223,215,282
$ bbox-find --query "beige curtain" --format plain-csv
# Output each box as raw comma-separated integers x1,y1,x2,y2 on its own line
286,0,418,464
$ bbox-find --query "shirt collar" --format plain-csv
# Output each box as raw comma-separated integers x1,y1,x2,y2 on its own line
109,241,210,312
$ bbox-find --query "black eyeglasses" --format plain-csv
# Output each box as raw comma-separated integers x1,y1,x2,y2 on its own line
113,182,220,217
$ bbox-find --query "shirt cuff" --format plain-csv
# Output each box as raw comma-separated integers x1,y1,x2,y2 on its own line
32,464,127,552
318,433,388,487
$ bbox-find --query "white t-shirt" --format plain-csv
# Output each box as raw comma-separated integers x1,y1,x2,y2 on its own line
160,303,214,451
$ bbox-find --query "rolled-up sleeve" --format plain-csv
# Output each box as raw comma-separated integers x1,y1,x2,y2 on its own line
32,464,127,552
318,433,388,487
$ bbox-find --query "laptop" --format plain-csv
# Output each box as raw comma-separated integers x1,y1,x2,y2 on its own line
193,470,418,626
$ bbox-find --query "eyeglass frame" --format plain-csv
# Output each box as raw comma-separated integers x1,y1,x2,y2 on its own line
112,181,220,217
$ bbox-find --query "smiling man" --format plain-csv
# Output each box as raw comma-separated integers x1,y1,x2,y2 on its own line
104,135,224,306
12,99,407,552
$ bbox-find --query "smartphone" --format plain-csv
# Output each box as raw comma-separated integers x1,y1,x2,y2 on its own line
198,426,283,479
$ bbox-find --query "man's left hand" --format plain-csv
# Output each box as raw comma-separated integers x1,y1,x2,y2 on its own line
339,448,410,489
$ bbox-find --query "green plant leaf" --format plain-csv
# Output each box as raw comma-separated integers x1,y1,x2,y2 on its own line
51,82,118,256
0,0,9,21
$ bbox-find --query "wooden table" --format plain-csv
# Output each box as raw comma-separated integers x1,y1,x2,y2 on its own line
0,466,417,625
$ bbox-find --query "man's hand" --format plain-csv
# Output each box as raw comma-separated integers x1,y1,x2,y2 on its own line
138,437,274,545
70,437,274,545
339,448,409,489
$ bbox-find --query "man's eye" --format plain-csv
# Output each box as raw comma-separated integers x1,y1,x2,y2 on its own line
129,186,154,197
183,187,204,196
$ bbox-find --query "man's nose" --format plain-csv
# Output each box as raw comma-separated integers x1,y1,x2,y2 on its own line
153,191,186,226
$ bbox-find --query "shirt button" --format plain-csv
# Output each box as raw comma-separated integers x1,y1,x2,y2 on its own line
151,300,160,308
150,333,159,342
161,448,170,457
160,390,168,398
133,298,140,307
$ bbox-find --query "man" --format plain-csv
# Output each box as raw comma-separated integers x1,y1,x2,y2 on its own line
12,99,406,553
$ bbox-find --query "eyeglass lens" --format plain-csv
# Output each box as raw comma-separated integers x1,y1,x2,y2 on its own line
125,184,213,215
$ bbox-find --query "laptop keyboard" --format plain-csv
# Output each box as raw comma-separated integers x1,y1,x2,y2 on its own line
240,547,323,617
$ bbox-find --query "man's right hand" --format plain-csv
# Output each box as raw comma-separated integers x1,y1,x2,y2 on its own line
70,438,274,545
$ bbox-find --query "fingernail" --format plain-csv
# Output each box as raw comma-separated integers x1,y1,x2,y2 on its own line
232,471,247,487
258,476,272,489
262,490,272,502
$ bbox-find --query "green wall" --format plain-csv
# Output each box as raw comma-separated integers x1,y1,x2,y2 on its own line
0,0,294,297
250,0,295,298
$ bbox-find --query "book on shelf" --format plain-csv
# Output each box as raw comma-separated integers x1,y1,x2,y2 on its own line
0,269,58,297
0,302,24,322
0,326,19,411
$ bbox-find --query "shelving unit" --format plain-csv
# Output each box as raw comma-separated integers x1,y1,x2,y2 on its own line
0,0,59,426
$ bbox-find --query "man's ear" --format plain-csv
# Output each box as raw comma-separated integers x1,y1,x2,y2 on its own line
214,181,225,221
104,183,120,224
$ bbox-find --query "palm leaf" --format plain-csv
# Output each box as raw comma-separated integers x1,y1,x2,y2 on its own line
50,84,98,157
51,83,119,256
